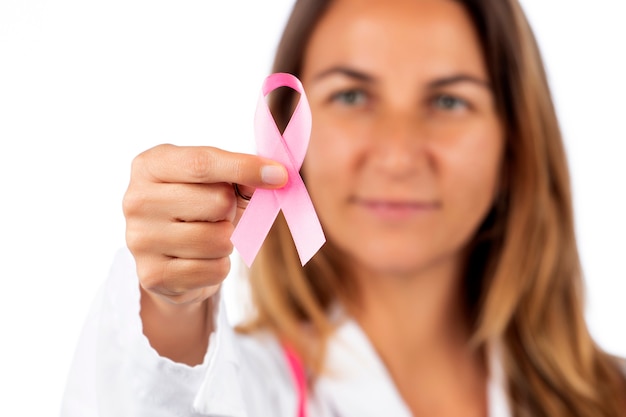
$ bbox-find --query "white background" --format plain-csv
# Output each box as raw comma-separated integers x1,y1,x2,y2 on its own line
0,1,624,415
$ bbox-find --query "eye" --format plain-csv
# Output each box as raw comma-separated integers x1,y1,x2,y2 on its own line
432,94,468,111
330,89,368,106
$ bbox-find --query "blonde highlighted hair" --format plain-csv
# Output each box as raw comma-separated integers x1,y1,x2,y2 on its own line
238,0,626,416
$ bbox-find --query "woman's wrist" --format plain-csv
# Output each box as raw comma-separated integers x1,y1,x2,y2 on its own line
139,285,217,366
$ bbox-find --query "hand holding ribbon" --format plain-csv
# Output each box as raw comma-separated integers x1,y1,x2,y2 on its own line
231,73,326,267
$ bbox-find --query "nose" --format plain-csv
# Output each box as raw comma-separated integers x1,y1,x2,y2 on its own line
370,110,431,178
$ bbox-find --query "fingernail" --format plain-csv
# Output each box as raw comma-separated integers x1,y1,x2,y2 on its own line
261,165,287,185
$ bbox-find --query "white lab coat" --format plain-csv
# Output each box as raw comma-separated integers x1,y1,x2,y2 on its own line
60,248,513,417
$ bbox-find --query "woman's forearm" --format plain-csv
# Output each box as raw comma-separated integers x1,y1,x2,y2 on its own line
139,286,215,366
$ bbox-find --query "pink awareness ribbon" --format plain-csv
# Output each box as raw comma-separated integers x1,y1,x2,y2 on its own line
231,73,326,267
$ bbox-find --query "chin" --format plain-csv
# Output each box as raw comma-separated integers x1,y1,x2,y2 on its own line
353,247,446,279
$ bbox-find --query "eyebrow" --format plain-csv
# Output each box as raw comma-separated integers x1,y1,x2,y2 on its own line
311,66,375,83
311,66,491,90
427,74,491,91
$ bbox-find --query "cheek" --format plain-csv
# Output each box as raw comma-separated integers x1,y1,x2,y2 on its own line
442,120,503,230
302,125,340,225
302,120,364,196
302,120,367,231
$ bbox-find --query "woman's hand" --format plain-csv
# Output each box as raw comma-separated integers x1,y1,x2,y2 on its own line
122,144,287,364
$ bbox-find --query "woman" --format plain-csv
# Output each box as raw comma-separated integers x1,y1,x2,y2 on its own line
61,0,626,416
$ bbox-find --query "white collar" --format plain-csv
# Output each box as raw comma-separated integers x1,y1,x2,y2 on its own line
194,299,513,417
314,318,512,417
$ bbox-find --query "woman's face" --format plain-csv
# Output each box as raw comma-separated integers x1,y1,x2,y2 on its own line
300,0,503,278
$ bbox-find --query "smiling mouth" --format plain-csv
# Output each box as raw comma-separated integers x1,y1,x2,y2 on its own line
353,198,441,220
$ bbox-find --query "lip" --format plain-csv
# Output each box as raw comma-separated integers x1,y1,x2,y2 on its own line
353,197,441,220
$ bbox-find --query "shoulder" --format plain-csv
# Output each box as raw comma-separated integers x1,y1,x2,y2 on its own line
233,328,293,382
194,322,298,416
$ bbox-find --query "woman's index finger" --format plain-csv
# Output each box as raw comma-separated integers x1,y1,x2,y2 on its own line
136,144,287,188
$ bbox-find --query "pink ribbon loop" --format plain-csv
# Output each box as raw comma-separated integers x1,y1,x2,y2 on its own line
231,73,326,267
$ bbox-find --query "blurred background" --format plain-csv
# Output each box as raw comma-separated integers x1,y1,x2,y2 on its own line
0,1,624,415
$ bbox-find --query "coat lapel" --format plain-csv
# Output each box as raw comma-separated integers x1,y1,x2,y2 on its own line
315,319,513,417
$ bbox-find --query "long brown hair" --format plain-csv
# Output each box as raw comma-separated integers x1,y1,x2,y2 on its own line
239,0,626,416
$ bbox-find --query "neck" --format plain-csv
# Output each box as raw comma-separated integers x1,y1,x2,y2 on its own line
348,255,487,416
351,254,470,356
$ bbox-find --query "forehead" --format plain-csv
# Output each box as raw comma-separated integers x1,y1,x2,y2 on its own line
302,0,487,81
